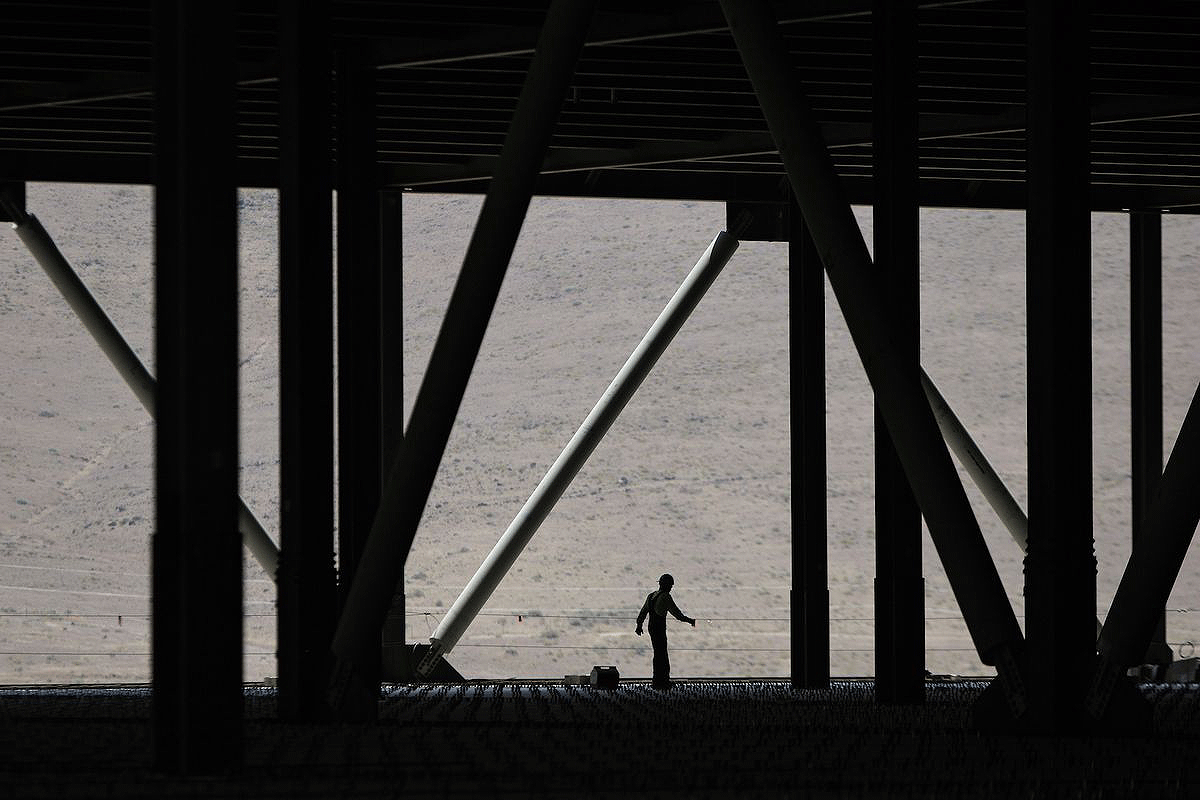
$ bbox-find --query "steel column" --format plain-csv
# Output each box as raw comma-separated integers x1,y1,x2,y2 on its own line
789,200,829,689
872,0,924,704
1024,0,1094,730
331,0,596,711
278,0,338,721
378,190,407,679
336,46,382,683
718,0,1024,707
1130,211,1171,666
151,0,242,772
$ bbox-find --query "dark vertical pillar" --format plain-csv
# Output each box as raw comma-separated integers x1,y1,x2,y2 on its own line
1025,0,1093,730
335,47,382,681
379,191,407,676
872,0,924,704
1130,211,1171,666
719,1,1023,710
278,0,338,721
152,0,242,772
789,197,829,689
330,0,596,708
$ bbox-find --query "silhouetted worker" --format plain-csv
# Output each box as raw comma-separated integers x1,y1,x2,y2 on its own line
635,573,695,689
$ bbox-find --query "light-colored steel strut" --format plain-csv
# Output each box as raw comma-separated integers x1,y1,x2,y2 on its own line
718,1,1025,720
418,230,741,676
920,368,1102,639
6,208,280,578
919,368,1028,552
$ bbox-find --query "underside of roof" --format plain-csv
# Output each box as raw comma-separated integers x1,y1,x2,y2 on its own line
3,0,1200,211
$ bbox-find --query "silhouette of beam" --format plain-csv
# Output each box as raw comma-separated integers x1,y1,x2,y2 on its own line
718,0,1025,708
329,0,596,716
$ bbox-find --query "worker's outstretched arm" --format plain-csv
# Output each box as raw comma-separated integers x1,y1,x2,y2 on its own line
665,594,696,626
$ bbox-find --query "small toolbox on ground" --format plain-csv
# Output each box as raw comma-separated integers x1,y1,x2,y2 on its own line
589,665,619,689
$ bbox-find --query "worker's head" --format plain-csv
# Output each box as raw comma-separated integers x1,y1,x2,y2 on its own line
658,573,674,591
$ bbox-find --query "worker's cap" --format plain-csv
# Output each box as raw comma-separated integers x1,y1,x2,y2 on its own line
658,573,674,587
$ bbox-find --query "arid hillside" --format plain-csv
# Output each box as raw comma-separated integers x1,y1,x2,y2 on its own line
2,183,1198,683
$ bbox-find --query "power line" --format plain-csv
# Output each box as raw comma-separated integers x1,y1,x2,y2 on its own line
11,608,1200,622
0,652,276,657
452,644,982,653
407,611,995,623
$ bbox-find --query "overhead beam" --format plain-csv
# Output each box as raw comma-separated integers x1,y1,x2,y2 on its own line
8,149,1200,213
402,169,1200,214
0,1,877,114
718,0,1026,709
368,0,880,70
329,0,597,717
384,96,1200,189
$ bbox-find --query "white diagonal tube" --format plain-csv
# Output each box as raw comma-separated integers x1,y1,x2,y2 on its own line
919,368,1028,551
920,368,1102,639
421,231,740,671
10,211,280,578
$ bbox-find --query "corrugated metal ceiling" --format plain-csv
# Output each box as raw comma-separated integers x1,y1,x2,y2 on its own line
2,1,1199,210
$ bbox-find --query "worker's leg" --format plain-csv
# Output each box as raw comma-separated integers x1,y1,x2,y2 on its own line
650,623,670,688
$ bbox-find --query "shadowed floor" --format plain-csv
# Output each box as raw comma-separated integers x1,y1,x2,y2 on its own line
2,679,1199,797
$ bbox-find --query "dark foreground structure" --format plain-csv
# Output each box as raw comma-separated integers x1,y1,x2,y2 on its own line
4,680,1200,798
3,0,1200,792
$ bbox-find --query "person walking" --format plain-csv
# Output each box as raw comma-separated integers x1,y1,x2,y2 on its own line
635,573,695,689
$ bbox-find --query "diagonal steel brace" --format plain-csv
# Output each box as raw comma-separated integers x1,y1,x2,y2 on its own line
2,196,279,577
330,0,597,695
718,0,1025,703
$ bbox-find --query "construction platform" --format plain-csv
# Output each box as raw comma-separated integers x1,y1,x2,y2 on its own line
3,679,1200,798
